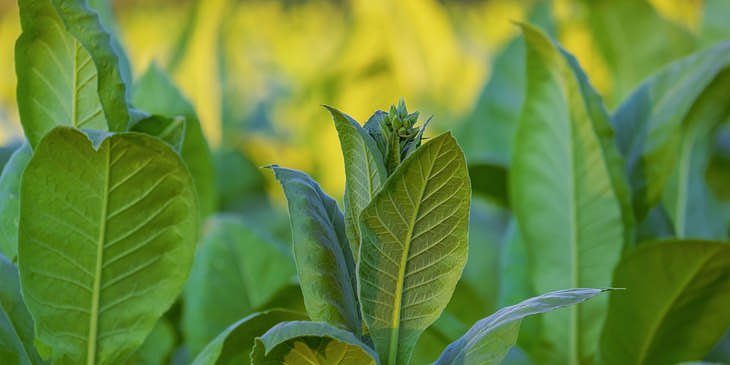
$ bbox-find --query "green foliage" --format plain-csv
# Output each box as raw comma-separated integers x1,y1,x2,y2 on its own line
0,143,32,260
18,127,198,364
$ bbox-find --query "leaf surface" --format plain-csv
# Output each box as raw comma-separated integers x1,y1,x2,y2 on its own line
600,240,730,365
0,254,47,365
327,106,386,258
191,310,307,365
0,143,32,259
510,24,632,365
183,214,296,355
435,288,609,365
270,166,361,335
18,127,198,364
358,131,470,365
251,321,378,365
15,0,129,148
612,40,730,220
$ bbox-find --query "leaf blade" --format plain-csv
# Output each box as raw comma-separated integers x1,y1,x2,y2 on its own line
18,127,198,364
358,131,470,365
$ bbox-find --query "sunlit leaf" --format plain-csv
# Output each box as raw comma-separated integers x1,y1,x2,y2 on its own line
18,127,198,364
358,131,470,365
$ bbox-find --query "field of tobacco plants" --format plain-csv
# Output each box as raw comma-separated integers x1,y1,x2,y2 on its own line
1,0,729,364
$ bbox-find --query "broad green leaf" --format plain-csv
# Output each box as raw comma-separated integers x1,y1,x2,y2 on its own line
18,127,198,364
15,0,129,148
661,70,730,239
510,24,632,365
0,253,46,365
705,125,730,201
600,240,730,365
326,106,386,259
85,0,132,89
582,0,696,107
0,143,32,259
130,115,186,153
251,321,379,365
269,166,361,335
358,131,470,365
435,288,609,365
191,310,307,365
132,64,216,218
183,214,297,356
612,40,730,221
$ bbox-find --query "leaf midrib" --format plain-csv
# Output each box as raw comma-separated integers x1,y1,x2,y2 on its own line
86,142,110,365
387,142,438,365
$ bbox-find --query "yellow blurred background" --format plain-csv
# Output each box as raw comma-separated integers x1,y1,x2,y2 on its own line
0,0,720,200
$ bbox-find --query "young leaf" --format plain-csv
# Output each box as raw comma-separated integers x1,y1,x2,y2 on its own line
0,143,32,259
269,166,361,335
15,0,130,148
183,214,297,355
600,240,730,365
435,288,610,365
18,127,198,364
191,310,307,365
251,321,379,365
358,131,470,365
612,40,730,221
132,64,216,218
326,106,386,259
510,24,632,364
0,253,47,365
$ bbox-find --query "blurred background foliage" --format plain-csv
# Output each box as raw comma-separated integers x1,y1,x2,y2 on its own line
2,0,730,363
0,0,726,201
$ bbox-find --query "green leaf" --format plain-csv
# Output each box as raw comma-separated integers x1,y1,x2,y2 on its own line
661,69,730,239
269,166,361,335
510,24,632,365
191,310,307,365
130,115,186,153
468,163,509,208
326,106,386,260
132,64,216,219
0,253,47,365
435,288,610,365
251,321,379,365
15,0,130,148
358,131,470,365
0,143,32,259
18,127,198,364
183,214,297,355
600,240,730,365
612,40,730,221
582,0,697,107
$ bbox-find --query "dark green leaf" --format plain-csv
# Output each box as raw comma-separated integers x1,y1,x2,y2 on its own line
130,115,186,153
358,131,470,365
251,321,379,365
191,310,307,365
18,127,198,364
601,240,730,365
183,214,297,355
269,166,361,335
